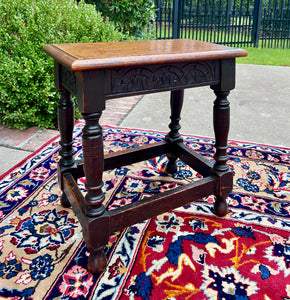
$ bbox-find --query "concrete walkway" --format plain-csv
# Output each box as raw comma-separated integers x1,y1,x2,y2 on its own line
0,64,289,177
121,64,290,147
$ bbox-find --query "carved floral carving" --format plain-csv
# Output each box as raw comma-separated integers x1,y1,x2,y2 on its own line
110,61,219,95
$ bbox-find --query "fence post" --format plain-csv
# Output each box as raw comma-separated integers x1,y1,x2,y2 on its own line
252,0,263,47
173,0,181,39
226,0,231,27
156,0,162,21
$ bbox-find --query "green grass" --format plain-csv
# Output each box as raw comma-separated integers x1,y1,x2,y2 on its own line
155,25,290,67
236,46,290,67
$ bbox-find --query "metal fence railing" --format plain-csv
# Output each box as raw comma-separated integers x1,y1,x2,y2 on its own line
154,0,290,48
260,0,290,48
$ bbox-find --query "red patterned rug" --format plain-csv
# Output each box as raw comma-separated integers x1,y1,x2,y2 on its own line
0,123,289,299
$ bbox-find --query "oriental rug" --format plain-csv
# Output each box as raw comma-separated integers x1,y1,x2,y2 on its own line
0,122,289,300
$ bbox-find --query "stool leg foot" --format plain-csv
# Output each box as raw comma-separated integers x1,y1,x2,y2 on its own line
214,196,228,217
60,193,71,208
87,249,107,274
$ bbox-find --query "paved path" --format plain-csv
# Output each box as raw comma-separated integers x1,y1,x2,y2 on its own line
121,64,290,147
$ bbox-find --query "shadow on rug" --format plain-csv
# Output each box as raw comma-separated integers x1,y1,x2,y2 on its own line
0,123,289,299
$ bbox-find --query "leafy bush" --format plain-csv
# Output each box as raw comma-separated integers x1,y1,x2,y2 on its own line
0,0,123,129
87,0,156,39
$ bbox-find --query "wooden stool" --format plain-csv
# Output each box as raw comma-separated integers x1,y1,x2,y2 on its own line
44,40,247,274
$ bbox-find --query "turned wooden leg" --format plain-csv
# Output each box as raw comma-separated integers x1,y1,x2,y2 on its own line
57,88,76,208
213,90,231,217
82,112,109,272
82,112,106,217
165,89,184,174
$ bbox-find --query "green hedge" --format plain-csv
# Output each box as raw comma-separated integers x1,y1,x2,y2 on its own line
0,0,123,129
87,0,156,39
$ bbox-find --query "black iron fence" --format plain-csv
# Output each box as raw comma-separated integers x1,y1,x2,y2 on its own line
154,0,290,48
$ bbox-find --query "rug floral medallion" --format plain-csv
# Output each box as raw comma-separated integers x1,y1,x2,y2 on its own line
0,122,289,299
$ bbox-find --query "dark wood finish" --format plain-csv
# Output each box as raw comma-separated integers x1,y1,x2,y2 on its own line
44,40,247,113
62,172,217,244
44,39,247,274
210,58,236,217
